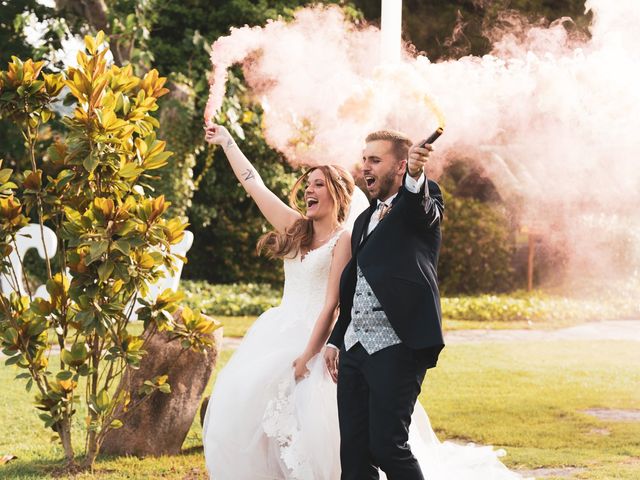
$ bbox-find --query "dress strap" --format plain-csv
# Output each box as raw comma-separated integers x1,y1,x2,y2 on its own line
327,229,345,253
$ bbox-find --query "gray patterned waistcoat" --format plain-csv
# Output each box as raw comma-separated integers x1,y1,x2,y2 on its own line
344,265,401,354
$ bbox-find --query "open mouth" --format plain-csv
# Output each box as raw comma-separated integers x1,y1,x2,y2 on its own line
306,197,319,209
364,175,376,188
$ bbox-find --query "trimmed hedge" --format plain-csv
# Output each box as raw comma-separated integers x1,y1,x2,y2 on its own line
442,290,639,323
181,280,281,316
181,281,640,323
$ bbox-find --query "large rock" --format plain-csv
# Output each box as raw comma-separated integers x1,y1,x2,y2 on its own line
101,310,222,457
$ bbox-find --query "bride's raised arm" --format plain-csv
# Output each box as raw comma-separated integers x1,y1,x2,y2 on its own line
204,123,301,232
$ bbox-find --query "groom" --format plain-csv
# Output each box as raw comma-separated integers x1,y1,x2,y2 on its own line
324,130,445,479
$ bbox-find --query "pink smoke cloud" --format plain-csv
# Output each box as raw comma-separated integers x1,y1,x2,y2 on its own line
206,1,640,280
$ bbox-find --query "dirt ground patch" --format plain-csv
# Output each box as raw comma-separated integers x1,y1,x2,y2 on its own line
517,467,587,478
583,408,640,422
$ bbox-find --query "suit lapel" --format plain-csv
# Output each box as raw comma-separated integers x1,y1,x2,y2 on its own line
351,202,376,252
357,188,405,250
391,187,403,206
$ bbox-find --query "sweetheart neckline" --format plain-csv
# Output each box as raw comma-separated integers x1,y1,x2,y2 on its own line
299,229,343,262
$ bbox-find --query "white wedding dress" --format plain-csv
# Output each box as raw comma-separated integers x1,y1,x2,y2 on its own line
202,227,526,479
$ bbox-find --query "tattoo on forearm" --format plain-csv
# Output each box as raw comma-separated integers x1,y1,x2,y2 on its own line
226,138,235,149
242,168,256,182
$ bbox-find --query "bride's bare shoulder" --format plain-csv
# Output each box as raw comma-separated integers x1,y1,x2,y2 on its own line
337,229,351,243
332,230,351,255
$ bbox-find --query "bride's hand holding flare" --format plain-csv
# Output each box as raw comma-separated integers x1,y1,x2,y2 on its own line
202,122,300,233
204,123,235,150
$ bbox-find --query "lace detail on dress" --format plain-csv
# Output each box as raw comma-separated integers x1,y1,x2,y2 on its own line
328,228,343,251
260,231,344,477
262,374,313,479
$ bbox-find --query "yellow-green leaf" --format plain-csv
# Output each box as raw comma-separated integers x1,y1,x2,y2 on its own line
96,389,110,412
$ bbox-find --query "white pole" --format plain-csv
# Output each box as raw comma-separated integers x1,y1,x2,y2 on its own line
380,0,403,64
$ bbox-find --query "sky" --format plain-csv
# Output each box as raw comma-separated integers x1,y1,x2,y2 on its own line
25,0,84,68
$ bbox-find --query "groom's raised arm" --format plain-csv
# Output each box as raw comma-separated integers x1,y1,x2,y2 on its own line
404,141,444,227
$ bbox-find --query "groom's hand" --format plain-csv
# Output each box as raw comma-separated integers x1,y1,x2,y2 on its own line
407,141,433,179
324,347,339,383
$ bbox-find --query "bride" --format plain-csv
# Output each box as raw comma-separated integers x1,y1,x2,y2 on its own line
202,123,524,480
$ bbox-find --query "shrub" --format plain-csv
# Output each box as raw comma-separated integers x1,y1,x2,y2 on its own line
181,280,281,316
0,35,217,469
438,189,516,294
177,280,640,326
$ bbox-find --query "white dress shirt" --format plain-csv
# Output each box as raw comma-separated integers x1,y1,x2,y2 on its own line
366,173,425,236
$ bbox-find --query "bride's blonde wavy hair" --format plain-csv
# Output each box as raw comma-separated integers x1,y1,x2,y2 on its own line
257,165,355,259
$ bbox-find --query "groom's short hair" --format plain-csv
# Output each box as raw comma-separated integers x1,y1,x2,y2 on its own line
365,130,412,162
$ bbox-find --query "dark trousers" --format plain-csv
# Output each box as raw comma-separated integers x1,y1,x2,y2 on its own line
337,342,428,480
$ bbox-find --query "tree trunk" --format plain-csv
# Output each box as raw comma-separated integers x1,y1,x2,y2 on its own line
57,417,75,464
83,432,100,470
101,310,221,456
54,0,109,31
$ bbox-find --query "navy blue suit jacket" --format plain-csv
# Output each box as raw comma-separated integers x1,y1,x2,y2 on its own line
328,178,445,367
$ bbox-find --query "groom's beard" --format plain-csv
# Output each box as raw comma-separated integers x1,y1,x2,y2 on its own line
373,170,398,201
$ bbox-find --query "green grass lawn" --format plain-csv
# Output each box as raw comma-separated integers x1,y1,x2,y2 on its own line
1,341,639,479
0,349,233,480
422,340,640,479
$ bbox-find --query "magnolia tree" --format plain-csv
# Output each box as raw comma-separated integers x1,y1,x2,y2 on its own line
0,33,218,469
